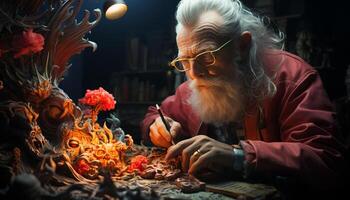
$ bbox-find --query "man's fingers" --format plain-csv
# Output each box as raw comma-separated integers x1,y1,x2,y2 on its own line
154,117,172,142
180,142,201,172
157,123,171,143
150,133,171,148
188,151,212,176
170,122,181,139
189,146,206,171
165,138,194,160
150,130,167,147
150,124,170,148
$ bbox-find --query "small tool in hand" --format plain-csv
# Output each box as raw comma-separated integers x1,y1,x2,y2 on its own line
156,104,175,145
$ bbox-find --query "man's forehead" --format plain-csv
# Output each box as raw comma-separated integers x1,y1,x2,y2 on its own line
195,10,224,37
176,11,225,50
176,33,205,56
176,28,224,55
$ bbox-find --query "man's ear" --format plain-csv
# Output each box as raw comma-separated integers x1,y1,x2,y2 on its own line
239,31,252,56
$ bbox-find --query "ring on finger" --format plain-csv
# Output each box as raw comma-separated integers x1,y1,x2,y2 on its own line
193,149,202,157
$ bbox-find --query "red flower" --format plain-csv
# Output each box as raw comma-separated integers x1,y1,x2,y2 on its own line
128,155,148,172
12,29,45,58
79,87,116,111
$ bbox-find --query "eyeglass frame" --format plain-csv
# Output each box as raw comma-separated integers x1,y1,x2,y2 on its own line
169,39,233,72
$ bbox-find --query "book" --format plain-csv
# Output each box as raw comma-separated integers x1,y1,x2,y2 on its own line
206,181,277,199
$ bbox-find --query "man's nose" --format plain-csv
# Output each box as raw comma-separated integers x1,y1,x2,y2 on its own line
187,60,207,79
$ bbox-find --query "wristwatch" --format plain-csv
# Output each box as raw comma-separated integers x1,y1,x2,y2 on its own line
232,144,245,172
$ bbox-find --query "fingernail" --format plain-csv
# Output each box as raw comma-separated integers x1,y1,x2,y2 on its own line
165,153,170,161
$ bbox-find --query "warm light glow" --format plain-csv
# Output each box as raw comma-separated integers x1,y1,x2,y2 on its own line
105,3,128,20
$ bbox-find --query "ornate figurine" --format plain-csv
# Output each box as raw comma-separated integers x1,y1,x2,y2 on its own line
0,1,204,199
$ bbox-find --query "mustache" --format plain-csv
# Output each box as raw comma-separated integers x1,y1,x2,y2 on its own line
190,77,233,88
191,78,227,86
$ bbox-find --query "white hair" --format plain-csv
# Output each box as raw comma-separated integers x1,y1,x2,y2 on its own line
175,0,284,103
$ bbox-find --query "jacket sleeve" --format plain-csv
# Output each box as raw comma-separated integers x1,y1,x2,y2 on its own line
243,69,346,190
140,82,193,145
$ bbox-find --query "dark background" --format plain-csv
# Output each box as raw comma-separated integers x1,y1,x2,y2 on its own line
60,0,350,143
61,0,181,101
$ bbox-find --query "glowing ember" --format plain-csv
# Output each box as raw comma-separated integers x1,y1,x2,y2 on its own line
74,159,90,175
62,120,134,179
128,155,148,172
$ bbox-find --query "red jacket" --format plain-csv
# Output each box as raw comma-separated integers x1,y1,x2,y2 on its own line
141,51,346,189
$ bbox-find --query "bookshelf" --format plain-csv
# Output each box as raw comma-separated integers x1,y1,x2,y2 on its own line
111,70,176,103
109,26,186,143
110,69,186,144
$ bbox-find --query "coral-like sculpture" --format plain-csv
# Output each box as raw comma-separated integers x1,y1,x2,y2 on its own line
0,0,139,181
61,87,134,180
0,1,205,199
0,0,121,184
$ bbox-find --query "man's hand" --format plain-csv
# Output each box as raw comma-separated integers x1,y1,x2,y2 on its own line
165,135,235,178
149,116,182,148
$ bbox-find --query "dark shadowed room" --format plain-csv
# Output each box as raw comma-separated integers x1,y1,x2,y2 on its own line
1,0,350,199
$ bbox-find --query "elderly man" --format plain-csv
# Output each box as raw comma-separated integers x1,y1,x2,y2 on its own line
141,0,346,192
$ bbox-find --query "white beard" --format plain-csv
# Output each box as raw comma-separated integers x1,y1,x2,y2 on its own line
188,78,244,125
